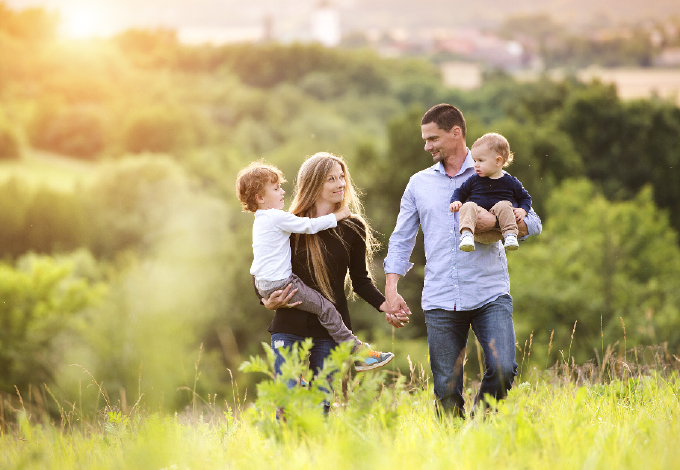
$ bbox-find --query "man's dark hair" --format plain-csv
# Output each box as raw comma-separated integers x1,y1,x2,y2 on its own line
421,104,466,137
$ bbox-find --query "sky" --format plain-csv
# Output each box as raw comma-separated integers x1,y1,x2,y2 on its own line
4,0,358,41
6,0,680,43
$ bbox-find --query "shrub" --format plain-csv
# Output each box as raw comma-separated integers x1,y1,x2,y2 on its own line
31,105,106,159
122,105,196,154
0,116,21,159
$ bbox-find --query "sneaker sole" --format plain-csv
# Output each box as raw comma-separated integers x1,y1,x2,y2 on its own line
355,353,394,372
504,244,518,251
460,244,475,252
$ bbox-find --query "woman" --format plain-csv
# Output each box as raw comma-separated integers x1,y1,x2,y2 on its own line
258,152,406,386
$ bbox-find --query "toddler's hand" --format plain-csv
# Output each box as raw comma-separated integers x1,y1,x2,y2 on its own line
450,201,462,212
513,208,527,222
334,206,351,221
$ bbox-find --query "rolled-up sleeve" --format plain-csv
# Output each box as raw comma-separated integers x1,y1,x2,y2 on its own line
384,180,419,276
520,208,542,241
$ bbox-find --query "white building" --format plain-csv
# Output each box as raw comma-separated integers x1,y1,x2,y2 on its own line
311,1,341,47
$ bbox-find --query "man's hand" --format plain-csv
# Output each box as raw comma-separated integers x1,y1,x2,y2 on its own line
513,207,527,222
380,298,410,328
334,206,351,221
384,273,411,328
474,207,497,233
262,284,302,310
449,201,462,212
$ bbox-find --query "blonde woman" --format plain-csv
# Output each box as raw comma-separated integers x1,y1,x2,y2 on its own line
258,152,404,406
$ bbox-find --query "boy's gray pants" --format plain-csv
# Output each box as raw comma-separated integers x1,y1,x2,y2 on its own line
255,274,359,346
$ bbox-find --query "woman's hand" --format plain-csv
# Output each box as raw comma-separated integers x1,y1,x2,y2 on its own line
262,284,302,310
380,300,410,328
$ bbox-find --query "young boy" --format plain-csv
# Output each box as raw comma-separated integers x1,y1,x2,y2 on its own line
449,133,532,252
236,162,394,371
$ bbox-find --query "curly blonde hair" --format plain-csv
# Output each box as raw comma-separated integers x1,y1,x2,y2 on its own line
235,162,286,212
288,152,379,302
472,133,515,168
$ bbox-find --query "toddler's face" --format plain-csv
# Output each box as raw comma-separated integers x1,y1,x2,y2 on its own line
471,145,503,178
258,180,285,210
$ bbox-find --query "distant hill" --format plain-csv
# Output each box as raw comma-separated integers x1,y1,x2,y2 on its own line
343,0,680,30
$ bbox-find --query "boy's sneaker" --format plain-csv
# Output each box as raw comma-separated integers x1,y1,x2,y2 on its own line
504,233,519,251
459,232,475,252
354,344,394,372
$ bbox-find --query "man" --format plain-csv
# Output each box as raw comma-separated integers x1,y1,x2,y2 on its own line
383,104,542,417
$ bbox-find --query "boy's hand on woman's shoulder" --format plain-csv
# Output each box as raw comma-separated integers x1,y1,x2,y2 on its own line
334,206,351,221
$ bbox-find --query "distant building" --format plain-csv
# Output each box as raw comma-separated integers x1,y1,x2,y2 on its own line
440,62,482,90
311,1,341,47
655,48,680,67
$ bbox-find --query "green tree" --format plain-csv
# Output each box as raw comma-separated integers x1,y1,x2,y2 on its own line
560,83,680,235
113,28,179,68
122,105,196,155
85,156,192,257
0,254,104,393
510,179,680,364
30,106,106,159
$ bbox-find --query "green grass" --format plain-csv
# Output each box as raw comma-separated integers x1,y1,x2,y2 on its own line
2,377,679,469
2,342,679,470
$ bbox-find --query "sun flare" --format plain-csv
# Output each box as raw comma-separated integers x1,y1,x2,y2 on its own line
59,5,107,39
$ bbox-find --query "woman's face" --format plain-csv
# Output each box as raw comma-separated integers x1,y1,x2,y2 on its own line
317,162,346,207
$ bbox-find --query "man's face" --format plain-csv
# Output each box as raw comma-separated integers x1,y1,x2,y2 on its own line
421,122,459,163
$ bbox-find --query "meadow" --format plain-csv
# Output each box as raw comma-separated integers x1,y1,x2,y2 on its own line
2,6,680,468
2,338,679,470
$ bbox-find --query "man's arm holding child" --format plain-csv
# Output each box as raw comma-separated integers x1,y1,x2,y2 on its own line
512,176,532,223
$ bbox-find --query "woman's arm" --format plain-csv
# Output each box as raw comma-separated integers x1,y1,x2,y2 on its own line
346,219,387,311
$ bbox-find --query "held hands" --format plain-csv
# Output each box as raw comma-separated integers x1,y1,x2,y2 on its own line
334,206,352,221
261,283,302,310
513,207,527,222
449,201,462,212
382,291,411,328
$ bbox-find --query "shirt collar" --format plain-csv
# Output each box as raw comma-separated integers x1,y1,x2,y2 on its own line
432,148,474,177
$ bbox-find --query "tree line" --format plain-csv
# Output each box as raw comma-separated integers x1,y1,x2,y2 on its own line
1,2,680,413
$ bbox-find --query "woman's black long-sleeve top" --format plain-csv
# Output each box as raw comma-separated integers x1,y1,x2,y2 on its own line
264,217,385,339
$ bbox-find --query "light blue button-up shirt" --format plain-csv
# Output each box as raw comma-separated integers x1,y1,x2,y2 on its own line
384,150,542,312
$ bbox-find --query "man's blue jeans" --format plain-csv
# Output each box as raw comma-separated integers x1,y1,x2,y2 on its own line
424,294,518,417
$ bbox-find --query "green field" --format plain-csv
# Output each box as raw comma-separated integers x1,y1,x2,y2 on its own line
2,345,679,470
0,151,96,192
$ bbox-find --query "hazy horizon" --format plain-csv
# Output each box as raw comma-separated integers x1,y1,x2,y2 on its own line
6,0,680,43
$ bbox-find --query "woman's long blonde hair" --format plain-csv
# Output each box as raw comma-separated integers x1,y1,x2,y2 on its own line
288,152,379,302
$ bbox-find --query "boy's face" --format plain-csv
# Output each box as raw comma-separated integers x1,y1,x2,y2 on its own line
471,145,503,178
256,180,285,210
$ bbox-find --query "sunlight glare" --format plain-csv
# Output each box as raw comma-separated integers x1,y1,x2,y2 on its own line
60,5,106,39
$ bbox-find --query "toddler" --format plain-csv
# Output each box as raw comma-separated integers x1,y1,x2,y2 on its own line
449,133,532,252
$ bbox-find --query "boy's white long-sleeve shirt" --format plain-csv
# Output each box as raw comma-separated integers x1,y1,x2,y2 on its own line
250,209,337,282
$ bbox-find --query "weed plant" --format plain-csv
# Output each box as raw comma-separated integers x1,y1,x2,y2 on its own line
1,339,679,470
